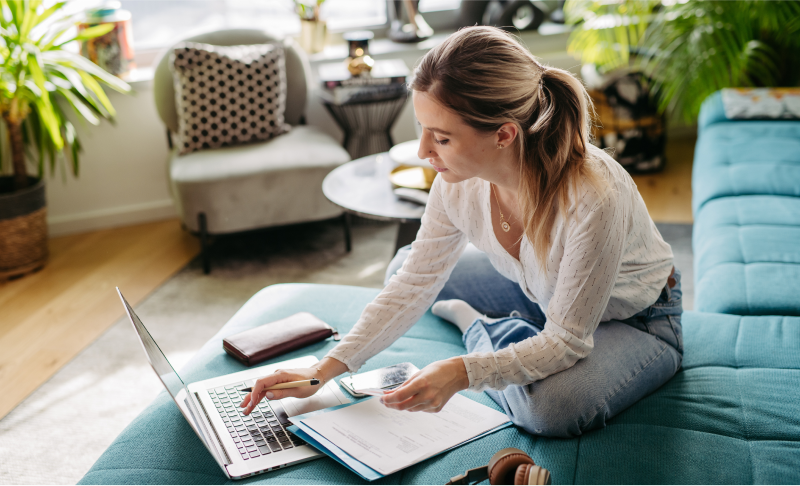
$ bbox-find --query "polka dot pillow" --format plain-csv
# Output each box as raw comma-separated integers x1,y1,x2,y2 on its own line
170,42,291,155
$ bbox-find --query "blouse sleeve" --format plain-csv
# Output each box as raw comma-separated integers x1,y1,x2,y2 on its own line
461,189,630,391
324,176,468,372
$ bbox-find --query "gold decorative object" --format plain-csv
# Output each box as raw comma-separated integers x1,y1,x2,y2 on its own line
389,165,437,191
346,55,374,76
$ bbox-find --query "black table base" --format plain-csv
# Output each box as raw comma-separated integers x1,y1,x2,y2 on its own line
323,96,408,159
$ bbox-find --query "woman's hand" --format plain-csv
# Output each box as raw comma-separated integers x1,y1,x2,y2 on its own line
380,357,470,413
240,357,348,415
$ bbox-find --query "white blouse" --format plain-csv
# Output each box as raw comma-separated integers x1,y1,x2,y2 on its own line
325,145,674,392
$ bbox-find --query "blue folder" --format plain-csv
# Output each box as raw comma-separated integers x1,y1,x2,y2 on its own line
287,398,513,482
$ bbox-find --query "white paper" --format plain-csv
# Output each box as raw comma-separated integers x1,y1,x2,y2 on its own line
300,393,509,475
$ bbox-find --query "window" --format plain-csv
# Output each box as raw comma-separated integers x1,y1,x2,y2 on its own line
121,0,463,50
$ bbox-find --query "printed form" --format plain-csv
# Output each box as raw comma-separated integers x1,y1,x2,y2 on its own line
299,393,509,475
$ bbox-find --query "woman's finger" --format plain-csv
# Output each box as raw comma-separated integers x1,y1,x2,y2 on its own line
381,379,422,405
243,373,287,414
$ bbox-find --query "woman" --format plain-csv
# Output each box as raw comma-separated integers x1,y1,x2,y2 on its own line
241,26,682,438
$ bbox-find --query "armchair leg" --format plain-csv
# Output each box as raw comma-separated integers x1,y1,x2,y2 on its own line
342,213,352,253
198,212,211,274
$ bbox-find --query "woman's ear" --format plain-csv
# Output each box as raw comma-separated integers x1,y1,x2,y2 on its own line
496,122,519,148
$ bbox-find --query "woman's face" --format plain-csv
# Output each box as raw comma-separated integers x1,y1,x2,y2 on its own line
413,90,504,184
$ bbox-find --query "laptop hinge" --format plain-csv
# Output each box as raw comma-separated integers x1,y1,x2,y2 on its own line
194,392,233,465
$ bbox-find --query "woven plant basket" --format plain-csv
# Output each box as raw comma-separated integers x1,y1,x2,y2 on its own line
588,71,666,174
0,177,48,280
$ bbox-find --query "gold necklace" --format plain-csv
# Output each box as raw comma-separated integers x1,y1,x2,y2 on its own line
491,183,511,232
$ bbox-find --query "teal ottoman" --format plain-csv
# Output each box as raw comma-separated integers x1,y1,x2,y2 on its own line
80,284,800,484
692,91,800,316
694,195,800,316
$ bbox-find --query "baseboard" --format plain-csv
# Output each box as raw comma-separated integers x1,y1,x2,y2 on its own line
47,199,177,237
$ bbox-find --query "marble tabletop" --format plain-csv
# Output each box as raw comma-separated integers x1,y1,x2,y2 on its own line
322,153,427,224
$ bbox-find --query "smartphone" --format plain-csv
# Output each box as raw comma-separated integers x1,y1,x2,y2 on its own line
339,362,420,398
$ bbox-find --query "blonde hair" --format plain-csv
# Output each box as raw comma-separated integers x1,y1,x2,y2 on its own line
410,26,607,271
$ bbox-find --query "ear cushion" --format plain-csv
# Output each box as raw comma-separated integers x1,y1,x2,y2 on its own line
487,448,534,485
516,464,552,485
515,464,532,485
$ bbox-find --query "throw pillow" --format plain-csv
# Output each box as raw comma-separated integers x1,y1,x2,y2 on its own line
171,42,291,155
721,88,800,120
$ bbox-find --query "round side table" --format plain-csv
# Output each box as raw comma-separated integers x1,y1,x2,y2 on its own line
322,153,426,253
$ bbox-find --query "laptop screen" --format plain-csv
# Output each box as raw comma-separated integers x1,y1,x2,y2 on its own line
119,290,187,402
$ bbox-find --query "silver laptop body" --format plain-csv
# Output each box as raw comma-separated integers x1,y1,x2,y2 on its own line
117,288,350,480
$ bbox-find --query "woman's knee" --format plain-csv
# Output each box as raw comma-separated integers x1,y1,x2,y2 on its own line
500,385,590,438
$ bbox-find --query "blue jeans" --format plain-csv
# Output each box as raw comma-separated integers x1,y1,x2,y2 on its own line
386,244,683,438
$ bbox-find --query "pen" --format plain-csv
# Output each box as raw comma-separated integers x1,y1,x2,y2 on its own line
239,378,319,393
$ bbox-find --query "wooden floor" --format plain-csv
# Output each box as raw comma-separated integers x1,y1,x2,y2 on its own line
0,136,695,421
0,219,199,420
631,136,696,224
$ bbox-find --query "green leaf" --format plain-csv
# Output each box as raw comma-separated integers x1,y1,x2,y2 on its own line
34,1,65,27
77,70,115,118
45,50,130,93
57,87,100,125
58,22,114,45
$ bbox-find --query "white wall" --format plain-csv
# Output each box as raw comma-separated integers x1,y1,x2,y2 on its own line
46,29,577,236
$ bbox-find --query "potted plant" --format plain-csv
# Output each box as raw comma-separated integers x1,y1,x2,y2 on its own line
295,0,326,53
0,0,130,279
565,0,800,124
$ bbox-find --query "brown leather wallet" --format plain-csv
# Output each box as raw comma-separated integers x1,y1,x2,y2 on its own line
222,312,340,366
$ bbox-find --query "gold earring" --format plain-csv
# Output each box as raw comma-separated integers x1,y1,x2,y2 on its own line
497,144,503,149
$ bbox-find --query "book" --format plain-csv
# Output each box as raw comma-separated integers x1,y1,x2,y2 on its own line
319,58,410,88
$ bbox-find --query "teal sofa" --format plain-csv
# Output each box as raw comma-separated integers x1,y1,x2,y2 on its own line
80,92,800,484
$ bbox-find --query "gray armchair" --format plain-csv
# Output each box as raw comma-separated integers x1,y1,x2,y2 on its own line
154,29,351,273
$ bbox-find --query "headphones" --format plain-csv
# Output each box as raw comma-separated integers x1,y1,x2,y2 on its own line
446,448,551,485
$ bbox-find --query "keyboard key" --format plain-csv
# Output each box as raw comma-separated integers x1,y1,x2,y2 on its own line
279,436,290,443
258,446,271,455
271,402,290,425
282,443,293,449
276,431,287,438
255,440,266,447
233,436,241,443
269,442,283,452
266,435,277,442
246,445,257,452
249,452,260,458
214,387,226,394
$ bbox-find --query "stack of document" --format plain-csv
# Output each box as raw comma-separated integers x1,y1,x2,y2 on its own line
287,393,512,481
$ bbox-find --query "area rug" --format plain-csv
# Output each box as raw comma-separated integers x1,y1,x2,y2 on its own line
0,221,692,485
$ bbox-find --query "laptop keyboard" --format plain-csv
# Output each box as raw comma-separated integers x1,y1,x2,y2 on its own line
208,381,306,461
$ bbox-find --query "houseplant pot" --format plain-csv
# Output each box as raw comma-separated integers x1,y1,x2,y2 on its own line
0,0,130,280
0,177,46,279
295,0,327,53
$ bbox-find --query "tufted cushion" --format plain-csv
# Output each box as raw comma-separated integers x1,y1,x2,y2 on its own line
692,122,800,215
171,42,291,155
693,196,800,316
79,284,800,484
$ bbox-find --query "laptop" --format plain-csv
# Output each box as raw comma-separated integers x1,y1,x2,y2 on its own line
117,288,350,480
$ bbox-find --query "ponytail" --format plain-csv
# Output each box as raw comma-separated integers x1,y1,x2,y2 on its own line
411,26,607,272
519,66,605,271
